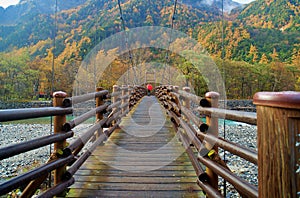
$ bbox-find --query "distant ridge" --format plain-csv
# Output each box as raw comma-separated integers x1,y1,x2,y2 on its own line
0,0,87,25
182,0,243,13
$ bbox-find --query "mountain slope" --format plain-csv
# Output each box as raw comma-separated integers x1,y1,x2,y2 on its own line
0,0,87,25
238,0,300,31
182,0,243,13
0,0,299,100
0,0,298,62
0,0,223,51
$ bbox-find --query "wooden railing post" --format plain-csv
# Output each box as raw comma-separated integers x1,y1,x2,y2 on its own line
112,85,120,124
173,86,179,94
53,91,67,186
254,92,300,198
113,85,120,106
125,86,130,113
182,87,191,121
95,87,104,138
121,85,127,114
204,92,220,193
96,87,104,122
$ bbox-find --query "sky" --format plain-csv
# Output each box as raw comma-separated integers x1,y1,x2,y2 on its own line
0,0,19,8
0,0,256,9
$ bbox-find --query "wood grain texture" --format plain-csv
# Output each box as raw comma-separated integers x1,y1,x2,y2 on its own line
256,106,300,198
67,96,203,197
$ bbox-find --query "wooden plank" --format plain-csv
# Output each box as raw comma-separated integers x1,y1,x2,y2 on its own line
84,156,191,161
79,164,196,171
85,155,190,161
73,175,198,183
82,161,193,166
69,182,201,191
74,169,200,177
67,190,205,198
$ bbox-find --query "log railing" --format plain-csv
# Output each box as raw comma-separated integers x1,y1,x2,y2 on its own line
1,84,298,197
156,85,299,198
0,85,144,197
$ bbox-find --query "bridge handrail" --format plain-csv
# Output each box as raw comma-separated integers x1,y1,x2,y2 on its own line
156,85,259,197
65,118,108,153
0,131,74,160
180,105,203,127
0,107,73,122
177,89,258,164
62,90,109,107
0,155,74,195
178,116,258,196
178,89,202,104
39,85,144,196
62,103,109,131
197,107,257,125
0,85,146,197
169,87,300,197
109,91,122,98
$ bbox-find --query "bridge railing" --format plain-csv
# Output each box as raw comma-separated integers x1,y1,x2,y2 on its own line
156,85,299,198
0,85,145,197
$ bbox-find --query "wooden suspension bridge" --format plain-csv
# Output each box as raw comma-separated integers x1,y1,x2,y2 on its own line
0,0,299,197
0,85,299,197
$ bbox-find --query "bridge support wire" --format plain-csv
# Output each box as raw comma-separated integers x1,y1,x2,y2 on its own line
162,0,177,85
117,0,138,86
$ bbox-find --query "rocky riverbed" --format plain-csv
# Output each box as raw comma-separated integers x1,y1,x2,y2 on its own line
0,122,257,197
0,123,91,185
0,124,52,184
218,122,258,197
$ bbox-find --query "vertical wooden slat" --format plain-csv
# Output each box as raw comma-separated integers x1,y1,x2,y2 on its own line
204,92,220,194
121,85,127,114
96,87,104,121
53,91,67,186
254,92,300,198
112,85,120,125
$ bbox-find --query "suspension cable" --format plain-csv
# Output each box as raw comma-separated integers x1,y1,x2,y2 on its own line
49,0,58,188
117,0,137,85
162,0,178,85
171,0,178,30
221,0,227,196
51,0,57,93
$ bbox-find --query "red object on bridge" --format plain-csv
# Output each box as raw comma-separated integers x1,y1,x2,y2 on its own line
147,84,153,91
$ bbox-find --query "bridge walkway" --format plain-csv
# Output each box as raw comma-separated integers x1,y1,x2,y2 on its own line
67,96,203,197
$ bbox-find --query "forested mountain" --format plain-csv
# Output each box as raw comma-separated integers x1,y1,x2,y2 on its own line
0,0,87,25
0,0,299,100
238,0,300,32
0,0,242,26
180,0,243,13
0,0,225,52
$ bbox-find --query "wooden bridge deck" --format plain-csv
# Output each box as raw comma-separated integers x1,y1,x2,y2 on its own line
67,96,203,197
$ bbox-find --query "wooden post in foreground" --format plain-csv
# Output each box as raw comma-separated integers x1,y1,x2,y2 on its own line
254,92,300,198
53,91,67,185
205,91,220,194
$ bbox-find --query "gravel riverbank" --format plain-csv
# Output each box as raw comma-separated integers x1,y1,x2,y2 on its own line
0,123,91,184
218,122,258,197
0,122,257,197
0,124,52,184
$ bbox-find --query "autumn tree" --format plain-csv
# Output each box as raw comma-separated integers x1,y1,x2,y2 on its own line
259,53,269,64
